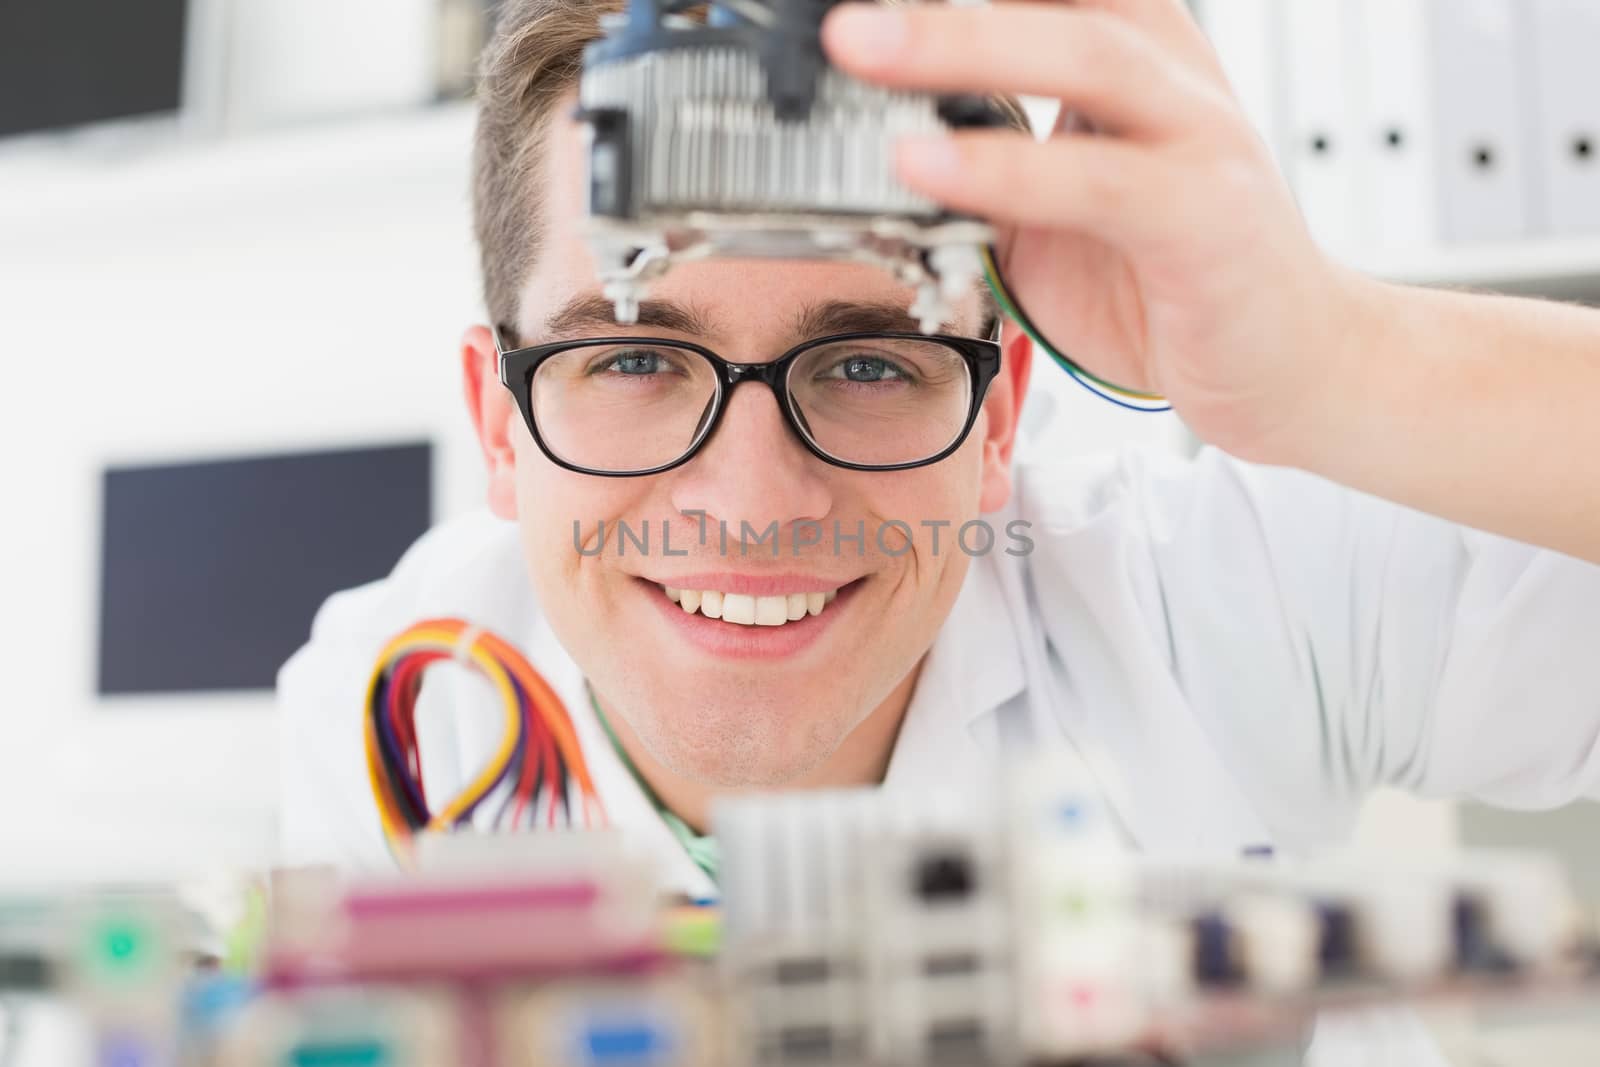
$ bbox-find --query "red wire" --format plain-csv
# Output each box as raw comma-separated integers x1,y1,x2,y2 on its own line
387,650,447,811
542,722,561,828
376,619,609,838
510,694,543,829
383,662,414,800
398,666,424,787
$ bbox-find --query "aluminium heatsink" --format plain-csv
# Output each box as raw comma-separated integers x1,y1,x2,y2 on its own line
575,0,1008,332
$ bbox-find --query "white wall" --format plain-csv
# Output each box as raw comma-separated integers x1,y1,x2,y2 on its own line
0,103,1186,882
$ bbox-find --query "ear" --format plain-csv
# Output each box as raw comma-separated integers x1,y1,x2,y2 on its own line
461,325,520,520
977,322,1034,514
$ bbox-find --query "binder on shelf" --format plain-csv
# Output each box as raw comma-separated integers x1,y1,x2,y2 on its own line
1424,0,1532,244
1281,0,1365,255
1526,0,1600,237
1193,0,1288,167
1352,0,1439,251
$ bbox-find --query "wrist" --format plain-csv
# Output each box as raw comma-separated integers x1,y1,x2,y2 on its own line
1265,264,1398,477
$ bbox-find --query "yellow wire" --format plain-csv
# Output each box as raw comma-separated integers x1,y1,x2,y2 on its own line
363,710,409,857
980,246,1169,404
361,627,525,851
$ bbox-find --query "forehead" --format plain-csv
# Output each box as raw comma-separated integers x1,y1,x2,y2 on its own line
514,93,984,350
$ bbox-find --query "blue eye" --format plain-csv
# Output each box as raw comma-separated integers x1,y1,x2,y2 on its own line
828,356,906,383
609,352,663,375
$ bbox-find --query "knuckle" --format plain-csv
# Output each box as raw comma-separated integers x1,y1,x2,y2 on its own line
1071,12,1142,79
1079,151,1135,215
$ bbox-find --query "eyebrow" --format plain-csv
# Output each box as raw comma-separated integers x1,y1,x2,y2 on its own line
530,294,973,348
541,294,719,340
792,299,954,338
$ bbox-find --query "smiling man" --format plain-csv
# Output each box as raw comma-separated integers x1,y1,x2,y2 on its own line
279,0,1600,903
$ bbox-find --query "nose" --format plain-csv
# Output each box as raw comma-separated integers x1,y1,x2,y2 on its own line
668,379,832,546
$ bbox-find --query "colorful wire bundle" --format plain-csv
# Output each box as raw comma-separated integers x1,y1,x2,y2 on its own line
363,618,607,862
981,245,1174,414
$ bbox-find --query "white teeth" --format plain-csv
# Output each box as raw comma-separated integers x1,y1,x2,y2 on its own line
660,584,845,627
755,595,788,626
721,593,756,625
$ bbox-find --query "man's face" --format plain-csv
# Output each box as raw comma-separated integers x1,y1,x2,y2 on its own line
464,100,1030,788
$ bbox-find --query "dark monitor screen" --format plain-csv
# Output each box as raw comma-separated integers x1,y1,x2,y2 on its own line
0,0,189,138
98,442,433,696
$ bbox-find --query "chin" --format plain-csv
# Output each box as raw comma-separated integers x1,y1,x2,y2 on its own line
638,701,848,790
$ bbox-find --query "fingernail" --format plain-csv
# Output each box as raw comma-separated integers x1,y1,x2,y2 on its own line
897,136,962,185
825,5,907,65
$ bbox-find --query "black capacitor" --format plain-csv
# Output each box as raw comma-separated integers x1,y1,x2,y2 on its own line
1314,901,1360,980
914,850,977,903
1453,892,1517,975
1191,912,1245,988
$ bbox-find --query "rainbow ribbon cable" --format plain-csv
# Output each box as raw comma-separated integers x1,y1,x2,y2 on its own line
363,618,607,863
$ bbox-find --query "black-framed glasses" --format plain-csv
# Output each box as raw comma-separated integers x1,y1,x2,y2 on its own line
496,330,1003,477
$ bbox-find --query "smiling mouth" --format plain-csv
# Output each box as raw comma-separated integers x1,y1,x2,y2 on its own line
659,584,841,627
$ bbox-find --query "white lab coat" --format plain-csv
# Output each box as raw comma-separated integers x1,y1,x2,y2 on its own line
277,400,1600,1066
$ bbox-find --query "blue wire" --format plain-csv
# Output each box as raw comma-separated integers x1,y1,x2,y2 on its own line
1055,358,1174,413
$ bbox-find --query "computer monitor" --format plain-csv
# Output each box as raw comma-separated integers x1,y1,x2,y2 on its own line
0,0,200,138
97,442,434,696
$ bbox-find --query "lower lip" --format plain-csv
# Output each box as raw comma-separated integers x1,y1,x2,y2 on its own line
639,579,855,660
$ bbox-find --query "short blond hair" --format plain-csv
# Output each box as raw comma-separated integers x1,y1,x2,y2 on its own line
472,0,1029,330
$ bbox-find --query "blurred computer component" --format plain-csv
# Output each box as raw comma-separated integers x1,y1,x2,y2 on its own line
2,768,1598,1066
0,887,213,1067
716,791,881,1067
713,762,1598,1065
218,986,463,1067
716,790,1019,1067
221,835,720,1067
264,834,662,985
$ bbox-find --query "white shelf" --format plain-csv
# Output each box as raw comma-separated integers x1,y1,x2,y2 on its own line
5,97,1598,304
1351,237,1600,301
0,101,476,228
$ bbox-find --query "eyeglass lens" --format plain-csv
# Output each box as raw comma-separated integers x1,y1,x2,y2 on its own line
528,337,975,472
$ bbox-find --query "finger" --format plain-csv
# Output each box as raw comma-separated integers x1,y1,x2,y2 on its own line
823,3,1226,140
1041,0,1228,83
894,130,1175,245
